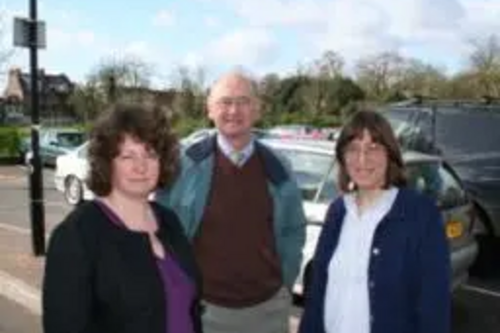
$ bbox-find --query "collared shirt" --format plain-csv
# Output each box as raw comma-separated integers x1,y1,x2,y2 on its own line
324,188,398,333
217,133,255,167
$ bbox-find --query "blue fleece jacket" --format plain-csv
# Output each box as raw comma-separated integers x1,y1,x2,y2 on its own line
155,135,306,289
299,188,451,333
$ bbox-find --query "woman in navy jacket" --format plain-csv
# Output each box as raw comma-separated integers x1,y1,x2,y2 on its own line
299,110,451,333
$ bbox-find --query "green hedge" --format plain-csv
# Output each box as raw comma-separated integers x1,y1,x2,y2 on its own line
0,127,23,157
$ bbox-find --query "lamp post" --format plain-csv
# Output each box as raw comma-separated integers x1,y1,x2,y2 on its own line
28,0,45,256
13,1,47,256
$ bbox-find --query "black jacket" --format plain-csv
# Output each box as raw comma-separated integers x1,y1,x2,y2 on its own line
43,201,203,333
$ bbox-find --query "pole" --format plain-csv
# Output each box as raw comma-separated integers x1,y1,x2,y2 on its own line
28,0,45,256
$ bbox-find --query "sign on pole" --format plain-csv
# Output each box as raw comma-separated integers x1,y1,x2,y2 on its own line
13,17,46,49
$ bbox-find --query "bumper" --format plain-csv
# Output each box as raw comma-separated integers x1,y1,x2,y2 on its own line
451,239,479,290
54,175,65,193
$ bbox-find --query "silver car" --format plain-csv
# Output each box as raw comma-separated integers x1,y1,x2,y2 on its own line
261,139,479,296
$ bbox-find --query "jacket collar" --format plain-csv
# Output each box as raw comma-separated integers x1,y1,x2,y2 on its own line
337,187,410,223
185,135,290,186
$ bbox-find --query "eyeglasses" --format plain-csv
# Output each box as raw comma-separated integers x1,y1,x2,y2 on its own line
344,143,386,161
214,96,253,109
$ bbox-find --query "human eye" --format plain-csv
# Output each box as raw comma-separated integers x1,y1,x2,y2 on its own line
146,150,159,160
217,97,232,108
236,96,251,106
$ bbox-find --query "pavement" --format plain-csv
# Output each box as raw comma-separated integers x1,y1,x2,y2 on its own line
0,225,43,316
0,295,41,333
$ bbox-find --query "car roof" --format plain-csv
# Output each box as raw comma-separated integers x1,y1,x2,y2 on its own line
43,128,83,134
260,138,442,164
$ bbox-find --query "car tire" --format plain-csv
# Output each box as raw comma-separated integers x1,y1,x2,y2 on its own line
302,263,313,300
64,176,83,206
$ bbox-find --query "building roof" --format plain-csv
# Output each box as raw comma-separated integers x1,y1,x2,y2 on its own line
3,67,74,102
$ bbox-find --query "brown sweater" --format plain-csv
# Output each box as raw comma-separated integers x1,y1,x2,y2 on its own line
192,148,282,308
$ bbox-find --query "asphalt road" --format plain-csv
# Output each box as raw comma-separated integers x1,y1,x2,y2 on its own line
0,166,72,233
0,295,41,333
1,165,500,333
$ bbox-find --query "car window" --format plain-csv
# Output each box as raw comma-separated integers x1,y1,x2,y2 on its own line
56,132,85,148
317,165,340,203
406,161,466,208
77,144,88,158
438,164,466,207
274,148,333,201
406,162,443,202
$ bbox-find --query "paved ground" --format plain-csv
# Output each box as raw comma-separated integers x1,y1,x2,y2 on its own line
0,295,41,333
0,165,499,333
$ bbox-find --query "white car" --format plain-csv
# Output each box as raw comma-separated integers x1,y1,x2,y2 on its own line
54,141,94,205
261,138,478,296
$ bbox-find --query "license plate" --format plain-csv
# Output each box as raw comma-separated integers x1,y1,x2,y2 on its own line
446,221,463,239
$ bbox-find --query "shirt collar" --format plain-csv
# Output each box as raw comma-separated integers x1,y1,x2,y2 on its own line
344,187,398,219
216,133,255,164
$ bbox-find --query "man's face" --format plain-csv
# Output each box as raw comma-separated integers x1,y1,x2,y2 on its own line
207,76,261,139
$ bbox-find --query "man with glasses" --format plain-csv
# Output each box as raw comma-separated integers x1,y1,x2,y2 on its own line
156,70,306,333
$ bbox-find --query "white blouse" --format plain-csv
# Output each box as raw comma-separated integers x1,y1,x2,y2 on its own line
324,188,398,333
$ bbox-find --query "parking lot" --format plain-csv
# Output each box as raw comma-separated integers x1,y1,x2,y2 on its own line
1,165,500,332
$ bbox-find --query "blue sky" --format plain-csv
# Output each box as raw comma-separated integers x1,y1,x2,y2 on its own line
1,0,500,88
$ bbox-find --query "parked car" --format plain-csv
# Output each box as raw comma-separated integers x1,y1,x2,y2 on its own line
180,127,276,148
54,141,93,205
22,128,86,167
261,138,479,296
268,124,325,140
381,99,500,274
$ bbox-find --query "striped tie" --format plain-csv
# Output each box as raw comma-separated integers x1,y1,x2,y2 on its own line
230,151,244,166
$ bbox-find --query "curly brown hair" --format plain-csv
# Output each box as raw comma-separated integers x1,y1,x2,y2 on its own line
86,103,179,196
335,109,407,192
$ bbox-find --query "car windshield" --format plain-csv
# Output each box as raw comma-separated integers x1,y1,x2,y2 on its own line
57,132,85,148
276,149,334,201
383,106,500,157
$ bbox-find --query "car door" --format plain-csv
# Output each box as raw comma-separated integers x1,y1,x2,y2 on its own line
406,161,474,249
38,132,51,165
43,131,60,165
436,163,475,249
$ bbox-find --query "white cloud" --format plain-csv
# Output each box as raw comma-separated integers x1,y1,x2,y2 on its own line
203,28,277,67
182,52,206,68
76,31,95,47
211,0,326,30
204,16,220,29
153,9,176,27
210,0,500,71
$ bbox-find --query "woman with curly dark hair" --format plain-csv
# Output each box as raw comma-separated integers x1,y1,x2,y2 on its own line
42,103,203,333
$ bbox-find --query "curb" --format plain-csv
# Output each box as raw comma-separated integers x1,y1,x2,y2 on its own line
0,269,41,316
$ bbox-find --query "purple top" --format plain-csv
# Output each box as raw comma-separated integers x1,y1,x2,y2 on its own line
95,200,196,333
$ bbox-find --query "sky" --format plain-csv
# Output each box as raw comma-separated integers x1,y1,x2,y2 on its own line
1,0,500,88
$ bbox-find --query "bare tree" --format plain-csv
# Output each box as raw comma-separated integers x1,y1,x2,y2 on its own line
169,65,207,118
87,56,153,103
308,50,345,78
69,82,107,124
397,59,448,97
0,15,14,72
355,51,406,100
302,51,346,115
467,34,500,96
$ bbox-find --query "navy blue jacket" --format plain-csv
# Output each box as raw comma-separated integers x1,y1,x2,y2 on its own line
299,188,451,333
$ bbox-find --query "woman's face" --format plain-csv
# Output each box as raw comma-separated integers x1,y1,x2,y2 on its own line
111,135,160,200
343,129,388,191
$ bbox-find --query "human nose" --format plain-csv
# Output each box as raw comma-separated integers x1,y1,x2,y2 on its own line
132,155,148,173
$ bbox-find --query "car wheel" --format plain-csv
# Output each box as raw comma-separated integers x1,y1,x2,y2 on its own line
470,233,500,278
64,176,83,205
